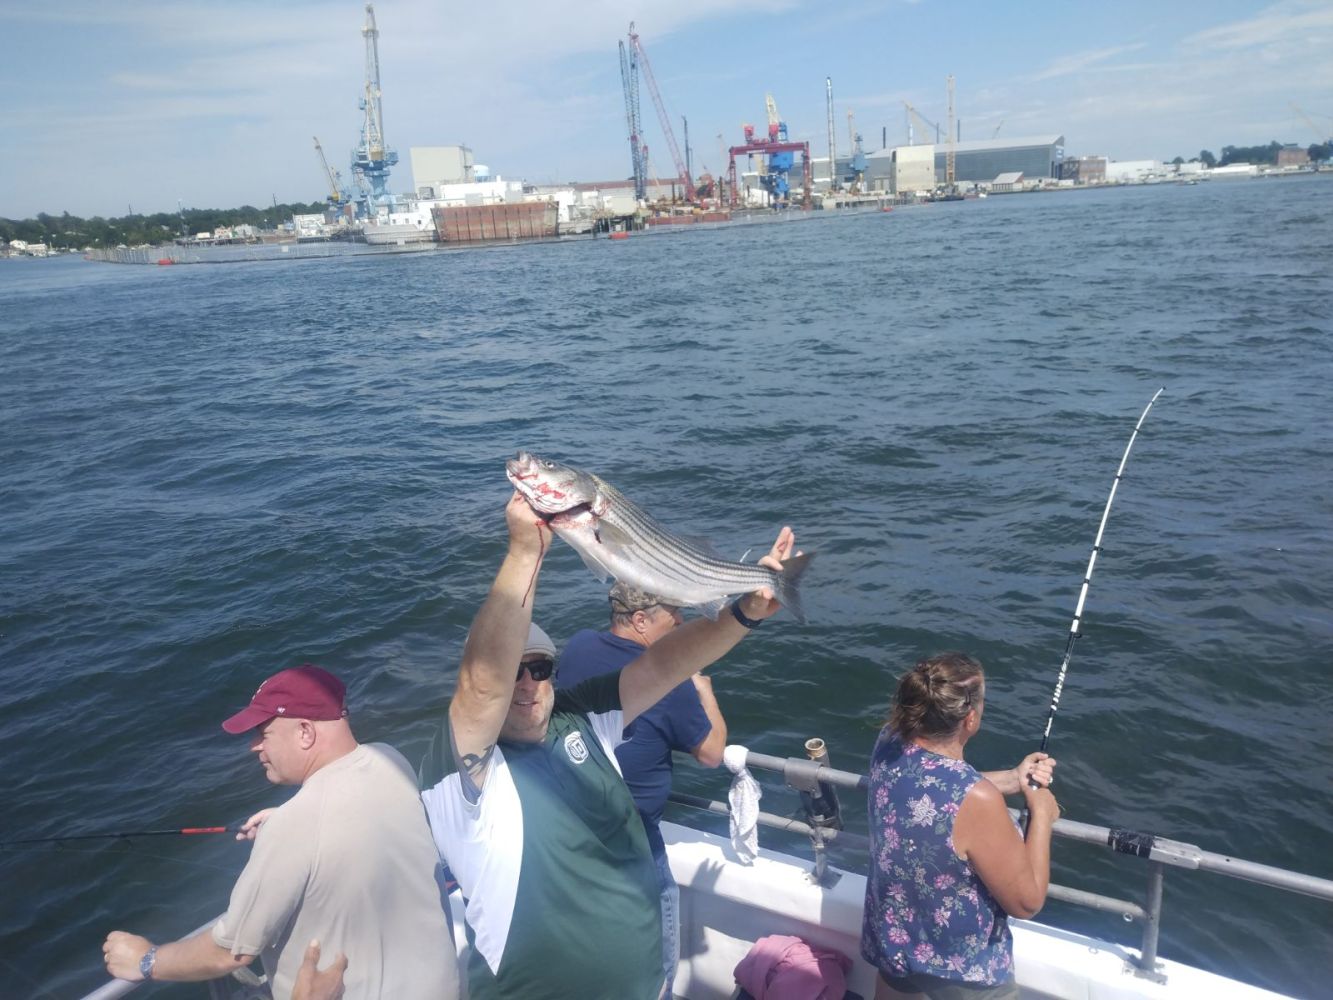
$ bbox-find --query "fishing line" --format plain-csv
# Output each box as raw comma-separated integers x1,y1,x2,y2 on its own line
1031,388,1164,787
0,825,241,847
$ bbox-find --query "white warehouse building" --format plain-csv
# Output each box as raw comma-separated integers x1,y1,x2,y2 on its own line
410,146,476,196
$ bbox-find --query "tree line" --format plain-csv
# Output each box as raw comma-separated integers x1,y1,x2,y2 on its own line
1,202,329,251
1172,142,1332,168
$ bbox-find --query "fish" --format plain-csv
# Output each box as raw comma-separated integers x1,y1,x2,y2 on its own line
506,450,812,622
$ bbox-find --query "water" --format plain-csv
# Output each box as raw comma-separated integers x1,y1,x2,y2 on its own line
2,177,1330,999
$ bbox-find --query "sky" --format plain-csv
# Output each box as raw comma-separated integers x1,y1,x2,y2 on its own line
2,0,1332,219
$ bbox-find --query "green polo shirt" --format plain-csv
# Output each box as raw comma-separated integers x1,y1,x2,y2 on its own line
420,671,662,1000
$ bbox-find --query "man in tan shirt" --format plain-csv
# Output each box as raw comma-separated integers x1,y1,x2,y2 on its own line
103,665,457,999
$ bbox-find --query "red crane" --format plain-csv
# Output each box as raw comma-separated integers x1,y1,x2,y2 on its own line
627,22,693,203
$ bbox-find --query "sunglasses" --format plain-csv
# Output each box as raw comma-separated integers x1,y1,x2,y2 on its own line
517,656,556,682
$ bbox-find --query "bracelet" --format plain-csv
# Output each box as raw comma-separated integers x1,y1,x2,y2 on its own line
729,601,762,629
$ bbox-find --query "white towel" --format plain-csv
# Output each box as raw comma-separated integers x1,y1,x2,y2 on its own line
723,744,761,864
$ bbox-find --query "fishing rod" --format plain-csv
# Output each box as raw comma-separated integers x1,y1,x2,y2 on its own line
1031,387,1165,787
1,825,241,848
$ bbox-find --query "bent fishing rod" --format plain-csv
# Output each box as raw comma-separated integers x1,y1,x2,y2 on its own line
1,825,242,848
1031,387,1165,788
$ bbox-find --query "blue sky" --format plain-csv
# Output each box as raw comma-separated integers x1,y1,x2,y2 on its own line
2,0,1331,218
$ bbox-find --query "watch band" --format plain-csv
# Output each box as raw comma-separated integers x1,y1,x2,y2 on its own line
729,600,762,629
139,944,158,981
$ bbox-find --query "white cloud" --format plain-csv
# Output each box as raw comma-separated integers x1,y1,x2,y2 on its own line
1029,44,1148,83
1184,0,1333,50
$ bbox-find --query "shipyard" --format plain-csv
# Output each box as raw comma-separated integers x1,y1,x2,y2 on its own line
5,5,1329,264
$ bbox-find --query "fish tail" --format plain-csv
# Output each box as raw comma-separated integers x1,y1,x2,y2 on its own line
772,551,814,624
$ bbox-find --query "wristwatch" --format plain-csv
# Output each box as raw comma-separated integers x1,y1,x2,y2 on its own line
730,600,762,629
139,944,158,981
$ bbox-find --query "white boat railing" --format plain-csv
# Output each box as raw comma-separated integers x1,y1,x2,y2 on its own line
668,744,1333,982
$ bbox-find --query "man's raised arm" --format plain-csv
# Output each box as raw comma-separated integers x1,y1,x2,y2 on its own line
448,491,551,790
620,526,797,725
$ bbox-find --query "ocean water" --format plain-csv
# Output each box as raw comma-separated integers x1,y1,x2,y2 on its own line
2,176,1330,999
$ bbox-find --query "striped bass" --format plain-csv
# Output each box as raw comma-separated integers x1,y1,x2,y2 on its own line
506,451,812,623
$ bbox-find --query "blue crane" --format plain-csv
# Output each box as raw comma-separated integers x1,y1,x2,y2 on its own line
618,40,647,201
350,4,398,218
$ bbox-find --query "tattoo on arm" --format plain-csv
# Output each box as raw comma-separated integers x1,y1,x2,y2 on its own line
460,745,495,783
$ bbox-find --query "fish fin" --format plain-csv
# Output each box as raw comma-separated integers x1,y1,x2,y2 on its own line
772,550,814,624
591,491,612,517
594,519,635,550
571,545,614,583
694,598,729,621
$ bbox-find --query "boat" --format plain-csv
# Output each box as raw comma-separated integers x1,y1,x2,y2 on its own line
431,202,558,244
360,222,437,246
74,740,1330,999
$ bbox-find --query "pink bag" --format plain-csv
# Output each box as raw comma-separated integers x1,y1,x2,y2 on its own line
734,934,853,1000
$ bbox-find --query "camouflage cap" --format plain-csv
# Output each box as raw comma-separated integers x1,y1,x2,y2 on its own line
609,580,677,615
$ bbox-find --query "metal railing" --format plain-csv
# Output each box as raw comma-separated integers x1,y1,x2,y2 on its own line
668,744,1333,981
77,919,256,1000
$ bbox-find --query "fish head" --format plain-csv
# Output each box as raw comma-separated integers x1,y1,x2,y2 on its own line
506,451,602,515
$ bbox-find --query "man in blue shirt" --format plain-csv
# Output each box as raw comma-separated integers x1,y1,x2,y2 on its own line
557,581,728,995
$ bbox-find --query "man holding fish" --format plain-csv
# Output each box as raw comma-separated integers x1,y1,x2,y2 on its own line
420,453,806,1000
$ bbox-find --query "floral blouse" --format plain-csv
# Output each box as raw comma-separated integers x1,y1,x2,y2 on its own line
860,731,1014,984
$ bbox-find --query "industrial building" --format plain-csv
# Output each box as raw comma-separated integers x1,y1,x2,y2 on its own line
411,145,476,196
863,135,1066,193
1060,156,1107,184
1277,145,1310,168
883,145,936,195
1103,159,1163,183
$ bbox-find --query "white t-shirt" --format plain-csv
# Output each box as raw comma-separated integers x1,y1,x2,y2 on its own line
213,743,458,999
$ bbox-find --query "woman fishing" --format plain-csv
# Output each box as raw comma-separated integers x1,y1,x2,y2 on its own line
862,652,1059,1000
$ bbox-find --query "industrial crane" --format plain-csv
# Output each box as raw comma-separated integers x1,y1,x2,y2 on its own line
765,93,782,140
903,101,941,145
1290,102,1332,143
845,111,867,193
945,74,957,188
826,77,838,191
742,93,794,206
350,3,398,217
313,136,346,209
627,23,693,203
618,40,647,200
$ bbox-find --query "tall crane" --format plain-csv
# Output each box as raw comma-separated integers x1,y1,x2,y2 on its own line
1290,101,1332,142
350,3,398,216
313,136,346,209
618,40,647,200
903,101,941,145
826,77,838,190
765,93,781,140
845,111,867,192
627,23,693,203
945,74,957,187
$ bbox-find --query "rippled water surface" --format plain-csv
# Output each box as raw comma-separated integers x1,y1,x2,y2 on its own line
2,177,1331,998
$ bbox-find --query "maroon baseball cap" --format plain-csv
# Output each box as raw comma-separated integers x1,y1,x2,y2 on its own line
221,665,347,734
